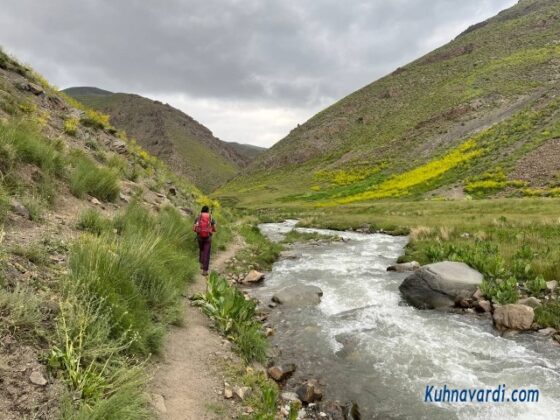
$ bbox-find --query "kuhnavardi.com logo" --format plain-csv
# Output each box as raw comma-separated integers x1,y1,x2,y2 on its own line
424,384,539,403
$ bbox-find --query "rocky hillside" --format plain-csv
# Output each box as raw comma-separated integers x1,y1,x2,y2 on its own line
64,87,264,193
0,49,227,419
218,0,560,208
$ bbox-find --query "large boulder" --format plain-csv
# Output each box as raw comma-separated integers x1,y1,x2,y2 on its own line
493,304,534,331
399,261,483,309
272,285,323,306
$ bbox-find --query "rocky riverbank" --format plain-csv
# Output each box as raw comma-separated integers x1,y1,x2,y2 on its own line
395,260,560,343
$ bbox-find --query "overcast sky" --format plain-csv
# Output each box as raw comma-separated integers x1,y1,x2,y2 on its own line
0,0,516,147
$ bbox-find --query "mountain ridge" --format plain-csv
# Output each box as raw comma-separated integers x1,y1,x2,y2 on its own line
63,87,265,193
218,0,560,208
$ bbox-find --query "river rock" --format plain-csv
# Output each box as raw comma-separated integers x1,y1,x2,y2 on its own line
538,327,557,336
517,297,542,308
398,261,483,309
272,285,323,306
475,299,492,313
296,379,322,403
281,391,300,402
267,363,296,381
387,261,420,272
279,250,301,260
493,304,534,331
243,270,265,284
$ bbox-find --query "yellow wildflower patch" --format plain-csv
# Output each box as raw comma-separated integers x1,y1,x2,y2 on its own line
328,139,481,204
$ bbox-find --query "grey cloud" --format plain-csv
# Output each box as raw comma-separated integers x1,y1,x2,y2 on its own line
0,0,516,106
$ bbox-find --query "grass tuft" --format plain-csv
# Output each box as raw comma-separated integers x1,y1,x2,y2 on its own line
69,154,120,202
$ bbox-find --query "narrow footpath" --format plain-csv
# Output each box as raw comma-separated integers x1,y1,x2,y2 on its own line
150,238,244,419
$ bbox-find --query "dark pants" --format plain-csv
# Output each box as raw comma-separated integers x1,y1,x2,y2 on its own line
198,236,212,272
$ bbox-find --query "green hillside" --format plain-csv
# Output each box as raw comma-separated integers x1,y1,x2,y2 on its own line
217,0,560,208
0,47,234,418
63,88,264,193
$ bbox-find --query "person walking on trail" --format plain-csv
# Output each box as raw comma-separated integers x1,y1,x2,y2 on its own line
193,205,216,276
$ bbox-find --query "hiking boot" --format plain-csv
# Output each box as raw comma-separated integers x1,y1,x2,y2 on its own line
202,270,208,276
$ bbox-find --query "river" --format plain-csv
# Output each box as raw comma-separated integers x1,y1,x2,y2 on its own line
251,221,560,420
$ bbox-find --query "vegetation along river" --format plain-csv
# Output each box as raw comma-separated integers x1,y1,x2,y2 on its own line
252,221,560,420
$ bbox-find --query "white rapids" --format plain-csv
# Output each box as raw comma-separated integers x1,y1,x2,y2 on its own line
251,221,560,420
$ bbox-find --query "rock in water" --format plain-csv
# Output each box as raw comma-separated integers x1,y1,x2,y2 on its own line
272,284,323,306
243,270,265,284
387,261,420,272
398,261,483,309
296,379,322,403
267,363,296,381
493,304,534,331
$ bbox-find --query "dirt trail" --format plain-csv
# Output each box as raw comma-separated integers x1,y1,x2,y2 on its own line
150,238,243,419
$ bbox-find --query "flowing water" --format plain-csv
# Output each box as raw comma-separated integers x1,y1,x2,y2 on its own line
252,221,560,420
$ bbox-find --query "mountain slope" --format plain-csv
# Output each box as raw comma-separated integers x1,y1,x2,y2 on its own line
0,47,231,418
63,88,264,193
218,0,560,208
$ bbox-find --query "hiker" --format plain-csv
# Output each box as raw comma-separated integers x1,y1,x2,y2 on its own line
193,205,216,276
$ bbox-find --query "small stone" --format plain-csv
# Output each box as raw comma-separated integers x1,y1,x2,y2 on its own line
280,406,290,416
472,288,483,301
266,327,274,337
517,297,542,308
29,370,47,386
234,386,251,401
281,392,300,402
538,327,557,336
387,261,420,272
267,364,296,381
151,393,167,413
223,387,233,399
243,270,265,284
546,280,558,292
475,300,492,313
119,193,130,203
90,197,101,205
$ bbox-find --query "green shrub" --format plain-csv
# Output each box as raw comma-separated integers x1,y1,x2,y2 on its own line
0,186,9,223
233,322,268,363
242,370,279,420
232,224,282,274
69,203,197,355
481,276,519,304
69,155,120,202
11,242,49,265
77,208,111,235
64,117,79,136
80,109,111,131
21,195,44,221
193,273,267,362
526,275,546,296
0,120,65,175
0,284,43,337
535,300,560,329
51,296,149,419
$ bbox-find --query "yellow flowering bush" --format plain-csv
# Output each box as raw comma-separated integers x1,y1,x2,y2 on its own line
330,139,481,204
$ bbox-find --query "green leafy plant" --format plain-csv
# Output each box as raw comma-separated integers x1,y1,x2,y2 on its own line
193,273,267,362
526,275,546,296
481,276,519,304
